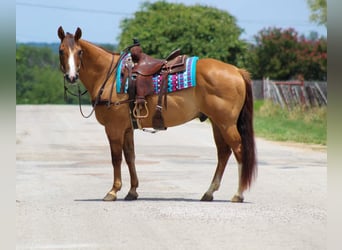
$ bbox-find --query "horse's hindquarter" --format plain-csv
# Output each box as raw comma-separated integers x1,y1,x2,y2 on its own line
194,58,246,122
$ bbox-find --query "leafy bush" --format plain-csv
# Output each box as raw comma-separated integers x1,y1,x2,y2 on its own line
246,27,327,80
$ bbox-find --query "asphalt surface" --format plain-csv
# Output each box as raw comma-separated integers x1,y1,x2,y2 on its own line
16,105,327,250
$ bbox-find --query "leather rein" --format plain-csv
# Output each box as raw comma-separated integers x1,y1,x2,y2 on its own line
63,51,134,118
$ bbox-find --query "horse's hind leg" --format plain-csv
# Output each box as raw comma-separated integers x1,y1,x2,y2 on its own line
201,122,232,201
123,127,139,200
220,125,245,202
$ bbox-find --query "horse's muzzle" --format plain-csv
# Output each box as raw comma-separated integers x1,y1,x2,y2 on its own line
65,74,79,83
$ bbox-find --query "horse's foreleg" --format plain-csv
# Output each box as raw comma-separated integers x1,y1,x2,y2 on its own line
123,128,139,200
201,122,232,201
103,134,123,201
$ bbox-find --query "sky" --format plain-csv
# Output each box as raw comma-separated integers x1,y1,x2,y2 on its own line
16,0,327,44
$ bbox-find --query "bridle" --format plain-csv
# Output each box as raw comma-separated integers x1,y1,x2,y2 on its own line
63,80,88,102
62,50,134,118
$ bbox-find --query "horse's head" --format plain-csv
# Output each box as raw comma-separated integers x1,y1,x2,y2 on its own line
57,26,83,84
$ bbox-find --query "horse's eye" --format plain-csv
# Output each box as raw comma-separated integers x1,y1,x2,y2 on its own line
59,49,64,56
78,50,83,56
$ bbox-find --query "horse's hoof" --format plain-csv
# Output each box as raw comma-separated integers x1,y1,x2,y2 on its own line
231,195,244,203
103,192,117,201
200,192,214,201
124,191,138,201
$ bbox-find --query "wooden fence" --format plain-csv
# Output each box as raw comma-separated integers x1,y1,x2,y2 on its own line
252,79,327,108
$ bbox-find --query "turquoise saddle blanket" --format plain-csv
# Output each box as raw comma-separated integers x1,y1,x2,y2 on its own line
116,55,199,94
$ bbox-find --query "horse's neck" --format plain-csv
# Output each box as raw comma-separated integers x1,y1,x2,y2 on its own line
79,40,118,100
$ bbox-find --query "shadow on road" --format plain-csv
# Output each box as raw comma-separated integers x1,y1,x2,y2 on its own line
74,198,253,203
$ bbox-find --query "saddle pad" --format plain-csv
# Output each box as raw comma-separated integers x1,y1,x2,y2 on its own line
116,55,199,94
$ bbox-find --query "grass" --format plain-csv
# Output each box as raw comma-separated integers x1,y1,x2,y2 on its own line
253,100,327,145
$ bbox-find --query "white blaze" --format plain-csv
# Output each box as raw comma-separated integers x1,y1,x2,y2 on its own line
68,48,77,78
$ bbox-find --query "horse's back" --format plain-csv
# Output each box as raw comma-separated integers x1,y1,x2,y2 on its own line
196,58,246,89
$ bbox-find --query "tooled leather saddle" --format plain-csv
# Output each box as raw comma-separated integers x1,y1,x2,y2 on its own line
120,39,188,130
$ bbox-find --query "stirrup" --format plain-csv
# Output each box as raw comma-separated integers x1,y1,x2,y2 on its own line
133,101,149,119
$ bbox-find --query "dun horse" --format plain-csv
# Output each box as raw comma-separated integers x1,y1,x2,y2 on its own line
57,26,257,202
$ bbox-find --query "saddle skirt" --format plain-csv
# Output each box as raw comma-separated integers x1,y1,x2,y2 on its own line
116,55,199,95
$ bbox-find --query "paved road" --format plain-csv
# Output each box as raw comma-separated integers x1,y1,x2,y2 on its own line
16,105,327,250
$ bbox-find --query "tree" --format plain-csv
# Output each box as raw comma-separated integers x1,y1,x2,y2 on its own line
307,0,327,27
16,45,77,104
118,1,247,66
245,27,326,80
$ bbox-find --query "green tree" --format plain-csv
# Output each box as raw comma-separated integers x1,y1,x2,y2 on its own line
118,1,247,66
245,27,327,80
16,45,74,104
307,0,327,27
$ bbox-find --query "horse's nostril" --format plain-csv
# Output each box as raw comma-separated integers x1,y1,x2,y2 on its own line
65,74,78,83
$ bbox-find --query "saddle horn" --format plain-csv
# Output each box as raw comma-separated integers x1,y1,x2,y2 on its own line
132,38,140,46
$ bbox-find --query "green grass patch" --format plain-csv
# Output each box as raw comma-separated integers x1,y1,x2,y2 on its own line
253,100,326,145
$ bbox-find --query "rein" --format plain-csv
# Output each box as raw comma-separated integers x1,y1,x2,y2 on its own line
64,82,88,100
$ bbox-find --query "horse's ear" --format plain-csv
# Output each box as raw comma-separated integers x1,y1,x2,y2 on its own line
58,26,65,40
75,27,82,41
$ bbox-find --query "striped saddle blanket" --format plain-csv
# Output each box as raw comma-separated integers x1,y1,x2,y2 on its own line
116,55,199,94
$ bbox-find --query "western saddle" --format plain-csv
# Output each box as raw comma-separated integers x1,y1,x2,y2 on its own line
121,39,188,130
